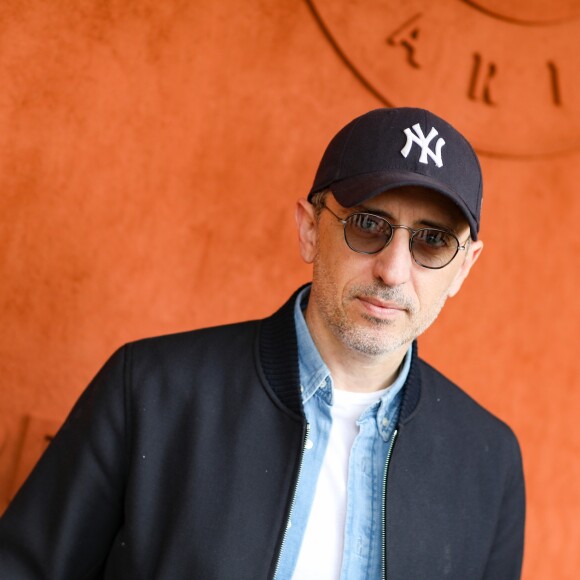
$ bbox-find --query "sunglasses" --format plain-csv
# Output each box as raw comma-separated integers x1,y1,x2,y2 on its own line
322,205,469,269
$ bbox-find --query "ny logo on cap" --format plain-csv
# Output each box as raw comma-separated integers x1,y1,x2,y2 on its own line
401,123,445,168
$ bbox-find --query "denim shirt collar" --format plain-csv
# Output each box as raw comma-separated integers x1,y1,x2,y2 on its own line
294,286,411,439
294,286,332,405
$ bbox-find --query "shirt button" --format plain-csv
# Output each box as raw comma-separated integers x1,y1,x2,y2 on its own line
305,439,314,450
382,417,389,427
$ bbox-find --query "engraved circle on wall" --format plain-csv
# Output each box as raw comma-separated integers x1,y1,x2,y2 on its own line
306,0,580,158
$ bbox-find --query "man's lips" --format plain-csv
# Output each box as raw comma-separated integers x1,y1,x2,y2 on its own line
356,296,407,316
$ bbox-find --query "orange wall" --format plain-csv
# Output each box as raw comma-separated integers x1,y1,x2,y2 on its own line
0,2,578,578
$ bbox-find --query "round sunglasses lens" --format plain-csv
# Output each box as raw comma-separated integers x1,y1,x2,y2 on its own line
345,214,390,253
412,229,458,268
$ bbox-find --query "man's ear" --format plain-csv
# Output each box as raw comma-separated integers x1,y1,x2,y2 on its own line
295,198,318,264
448,240,484,298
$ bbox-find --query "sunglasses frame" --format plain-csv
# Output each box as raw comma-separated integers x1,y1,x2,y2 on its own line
321,204,469,270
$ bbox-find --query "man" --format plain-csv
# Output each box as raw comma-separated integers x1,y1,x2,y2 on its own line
0,108,525,579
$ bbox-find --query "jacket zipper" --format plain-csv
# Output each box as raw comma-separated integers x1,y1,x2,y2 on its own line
381,428,398,580
272,423,310,580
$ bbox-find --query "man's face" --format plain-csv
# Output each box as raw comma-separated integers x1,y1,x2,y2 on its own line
296,187,483,358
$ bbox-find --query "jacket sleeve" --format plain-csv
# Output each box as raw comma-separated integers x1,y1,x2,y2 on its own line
483,432,526,580
0,346,129,579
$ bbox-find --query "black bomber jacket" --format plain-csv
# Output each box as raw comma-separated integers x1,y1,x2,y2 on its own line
0,288,525,579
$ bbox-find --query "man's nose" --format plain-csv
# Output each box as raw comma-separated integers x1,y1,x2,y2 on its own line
371,228,413,287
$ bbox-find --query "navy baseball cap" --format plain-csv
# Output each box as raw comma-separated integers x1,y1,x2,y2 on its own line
308,108,483,240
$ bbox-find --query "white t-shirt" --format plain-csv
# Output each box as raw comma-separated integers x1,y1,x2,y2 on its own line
291,387,389,579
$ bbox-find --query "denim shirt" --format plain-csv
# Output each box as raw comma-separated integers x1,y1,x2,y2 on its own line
276,287,411,579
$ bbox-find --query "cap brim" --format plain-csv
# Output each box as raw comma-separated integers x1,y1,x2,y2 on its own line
323,170,479,240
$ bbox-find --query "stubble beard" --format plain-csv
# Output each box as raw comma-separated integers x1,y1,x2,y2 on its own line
311,264,450,357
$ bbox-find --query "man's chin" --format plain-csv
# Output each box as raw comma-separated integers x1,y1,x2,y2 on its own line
335,324,411,358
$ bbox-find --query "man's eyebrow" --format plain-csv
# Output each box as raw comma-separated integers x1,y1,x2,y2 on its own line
355,204,460,234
